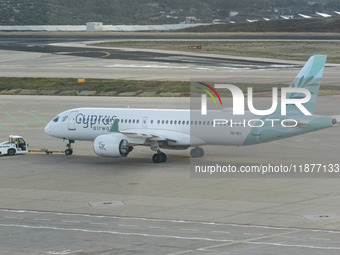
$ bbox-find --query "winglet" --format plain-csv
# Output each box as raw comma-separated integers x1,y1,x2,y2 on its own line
110,118,120,133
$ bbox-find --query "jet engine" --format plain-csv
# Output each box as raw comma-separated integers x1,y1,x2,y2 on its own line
93,133,133,157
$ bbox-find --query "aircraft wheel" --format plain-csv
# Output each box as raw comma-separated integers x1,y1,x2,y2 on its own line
152,152,167,163
65,149,73,156
190,147,204,158
152,153,161,163
197,147,204,157
159,152,167,163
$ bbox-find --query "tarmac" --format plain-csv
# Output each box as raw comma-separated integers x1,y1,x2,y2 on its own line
1,95,340,254
1,32,340,254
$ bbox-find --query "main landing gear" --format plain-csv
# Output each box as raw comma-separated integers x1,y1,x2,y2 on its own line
150,141,167,163
152,150,167,163
64,139,74,156
190,147,204,158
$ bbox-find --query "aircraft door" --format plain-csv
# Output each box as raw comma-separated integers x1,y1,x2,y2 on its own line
142,117,148,128
68,111,78,131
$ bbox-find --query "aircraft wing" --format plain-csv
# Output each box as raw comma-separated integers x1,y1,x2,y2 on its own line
109,118,205,146
121,129,206,146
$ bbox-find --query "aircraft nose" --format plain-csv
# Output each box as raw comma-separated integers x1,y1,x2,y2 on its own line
45,122,53,134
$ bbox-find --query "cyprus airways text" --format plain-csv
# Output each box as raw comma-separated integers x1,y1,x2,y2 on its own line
75,113,117,129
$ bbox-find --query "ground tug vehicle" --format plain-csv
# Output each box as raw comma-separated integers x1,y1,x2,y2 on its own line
0,135,28,156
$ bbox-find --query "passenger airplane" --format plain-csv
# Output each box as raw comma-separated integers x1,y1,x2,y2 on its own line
45,55,339,163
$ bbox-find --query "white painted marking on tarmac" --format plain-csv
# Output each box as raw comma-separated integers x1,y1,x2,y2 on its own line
47,250,83,255
105,64,189,69
5,216,23,220
196,67,213,71
311,229,340,234
309,237,331,241
89,222,108,226
148,226,167,230
247,241,340,250
33,218,51,222
279,235,298,239
244,233,264,236
3,209,340,235
180,228,199,232
0,223,235,242
118,224,137,228
211,231,231,234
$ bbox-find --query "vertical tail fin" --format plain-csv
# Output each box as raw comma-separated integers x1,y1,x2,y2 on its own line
286,55,327,114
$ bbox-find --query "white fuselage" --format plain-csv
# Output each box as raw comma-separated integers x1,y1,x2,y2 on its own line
45,107,335,149
45,107,257,147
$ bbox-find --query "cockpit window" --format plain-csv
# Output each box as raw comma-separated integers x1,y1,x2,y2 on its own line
53,116,59,122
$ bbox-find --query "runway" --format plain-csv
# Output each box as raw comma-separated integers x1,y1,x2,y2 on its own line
0,33,299,67
0,33,339,84
1,95,340,254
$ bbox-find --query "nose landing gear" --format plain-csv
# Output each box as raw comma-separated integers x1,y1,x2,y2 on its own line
63,139,74,156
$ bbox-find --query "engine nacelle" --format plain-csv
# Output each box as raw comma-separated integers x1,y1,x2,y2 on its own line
93,133,132,157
